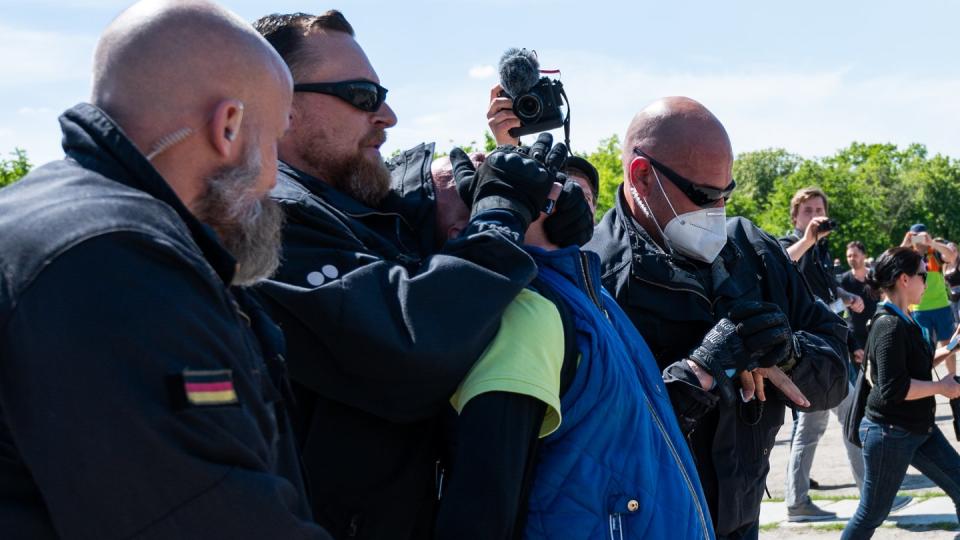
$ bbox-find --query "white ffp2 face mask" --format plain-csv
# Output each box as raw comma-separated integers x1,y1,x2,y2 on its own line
633,168,728,263
663,206,728,263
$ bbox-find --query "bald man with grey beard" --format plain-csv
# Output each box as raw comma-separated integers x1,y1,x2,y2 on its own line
0,1,330,538
586,97,848,539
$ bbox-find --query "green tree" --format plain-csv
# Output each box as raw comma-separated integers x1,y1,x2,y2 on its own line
727,148,801,221
0,149,30,188
581,134,623,220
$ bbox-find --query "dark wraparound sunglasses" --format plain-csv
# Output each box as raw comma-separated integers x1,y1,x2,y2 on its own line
633,148,736,207
294,80,388,112
916,271,928,283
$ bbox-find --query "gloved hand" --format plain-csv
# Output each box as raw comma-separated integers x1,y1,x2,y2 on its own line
688,318,752,406
544,179,594,247
728,301,795,368
450,135,558,229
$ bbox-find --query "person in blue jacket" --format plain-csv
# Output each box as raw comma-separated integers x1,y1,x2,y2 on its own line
432,150,714,540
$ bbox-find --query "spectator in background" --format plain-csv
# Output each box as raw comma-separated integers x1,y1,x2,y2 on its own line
841,247,960,539
903,224,958,374
779,188,866,522
842,241,878,365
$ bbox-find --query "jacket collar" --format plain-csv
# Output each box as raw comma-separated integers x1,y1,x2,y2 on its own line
527,244,604,302
60,103,236,285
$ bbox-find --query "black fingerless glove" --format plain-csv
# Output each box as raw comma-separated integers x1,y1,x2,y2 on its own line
689,318,751,406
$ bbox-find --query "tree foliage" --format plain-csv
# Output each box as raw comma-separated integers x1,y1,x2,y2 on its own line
0,149,30,189
744,143,959,257
572,137,960,257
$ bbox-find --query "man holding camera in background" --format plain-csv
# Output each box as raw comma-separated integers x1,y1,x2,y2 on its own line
779,187,887,521
903,223,959,373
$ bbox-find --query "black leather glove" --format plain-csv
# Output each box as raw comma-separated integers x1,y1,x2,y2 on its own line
449,141,554,229
688,318,751,406
519,132,568,170
728,301,794,368
544,179,594,247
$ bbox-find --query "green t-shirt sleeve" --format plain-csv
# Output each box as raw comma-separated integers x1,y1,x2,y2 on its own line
450,288,565,438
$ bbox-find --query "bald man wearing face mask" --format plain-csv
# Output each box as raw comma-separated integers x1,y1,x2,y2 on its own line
0,1,329,538
586,97,848,539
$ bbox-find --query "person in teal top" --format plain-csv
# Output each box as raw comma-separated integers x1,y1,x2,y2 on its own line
903,223,958,373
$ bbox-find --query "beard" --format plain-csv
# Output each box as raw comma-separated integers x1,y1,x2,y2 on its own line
300,128,391,207
194,145,285,286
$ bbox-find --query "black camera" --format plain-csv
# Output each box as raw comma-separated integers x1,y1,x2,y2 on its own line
817,219,839,232
504,78,566,137
497,48,569,140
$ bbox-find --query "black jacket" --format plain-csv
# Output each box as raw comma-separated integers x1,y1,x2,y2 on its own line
0,104,326,539
865,306,937,434
255,144,538,539
585,188,848,535
778,233,839,305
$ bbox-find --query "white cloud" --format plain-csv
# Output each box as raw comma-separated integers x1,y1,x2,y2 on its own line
468,65,496,79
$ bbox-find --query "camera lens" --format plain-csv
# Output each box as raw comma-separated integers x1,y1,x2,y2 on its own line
514,94,542,122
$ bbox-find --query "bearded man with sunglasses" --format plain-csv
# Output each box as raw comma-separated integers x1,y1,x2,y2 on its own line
586,97,848,539
252,11,588,540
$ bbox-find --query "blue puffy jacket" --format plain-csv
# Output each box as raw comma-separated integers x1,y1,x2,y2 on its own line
523,246,714,540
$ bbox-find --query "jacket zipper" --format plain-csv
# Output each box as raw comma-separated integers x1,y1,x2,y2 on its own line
577,251,607,316
632,274,718,311
642,393,711,540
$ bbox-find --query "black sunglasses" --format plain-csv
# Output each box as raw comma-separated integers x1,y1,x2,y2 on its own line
633,148,736,207
293,80,388,112
916,271,928,283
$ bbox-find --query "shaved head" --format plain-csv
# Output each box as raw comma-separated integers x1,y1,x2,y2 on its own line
90,0,295,285
623,97,732,179
621,97,734,250
92,0,290,153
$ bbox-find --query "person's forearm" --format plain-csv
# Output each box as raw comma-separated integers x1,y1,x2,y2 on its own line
934,346,956,366
904,378,943,401
786,239,813,262
837,287,855,304
933,242,958,263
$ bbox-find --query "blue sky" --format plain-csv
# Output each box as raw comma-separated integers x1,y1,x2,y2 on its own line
2,0,959,165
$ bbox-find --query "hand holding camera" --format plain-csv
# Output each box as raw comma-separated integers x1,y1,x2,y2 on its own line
803,216,836,244
487,84,521,146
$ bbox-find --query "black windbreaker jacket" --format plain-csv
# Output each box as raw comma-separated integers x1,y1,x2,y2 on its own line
255,144,538,539
0,104,326,539
585,187,848,535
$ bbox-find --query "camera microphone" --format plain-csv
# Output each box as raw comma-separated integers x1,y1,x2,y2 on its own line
498,48,541,98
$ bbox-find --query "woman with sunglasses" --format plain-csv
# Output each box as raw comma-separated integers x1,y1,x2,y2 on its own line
842,247,960,539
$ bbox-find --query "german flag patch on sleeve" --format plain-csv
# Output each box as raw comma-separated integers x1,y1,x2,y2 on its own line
182,369,239,406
